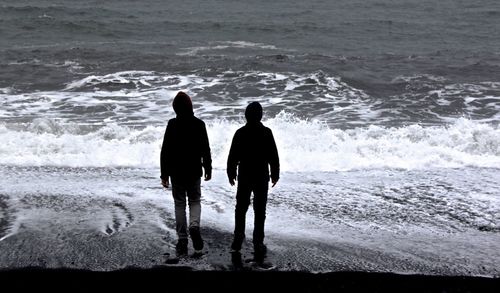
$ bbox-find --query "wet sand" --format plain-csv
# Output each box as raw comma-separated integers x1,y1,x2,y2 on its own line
1,181,499,276
1,168,499,292
1,222,499,292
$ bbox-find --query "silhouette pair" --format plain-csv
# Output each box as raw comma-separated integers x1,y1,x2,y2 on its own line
160,91,280,260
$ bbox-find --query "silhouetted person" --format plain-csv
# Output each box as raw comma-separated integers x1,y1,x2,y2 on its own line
160,91,212,257
227,102,280,261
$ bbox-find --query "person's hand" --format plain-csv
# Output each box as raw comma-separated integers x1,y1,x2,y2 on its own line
229,177,235,186
204,171,212,181
161,178,169,189
271,178,278,188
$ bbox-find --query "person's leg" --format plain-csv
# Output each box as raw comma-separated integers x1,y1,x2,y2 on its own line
186,178,203,251
171,180,188,255
186,178,202,228
252,181,269,257
232,181,252,251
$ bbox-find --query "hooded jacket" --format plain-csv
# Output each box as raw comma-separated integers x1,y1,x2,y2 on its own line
227,102,280,183
160,92,212,182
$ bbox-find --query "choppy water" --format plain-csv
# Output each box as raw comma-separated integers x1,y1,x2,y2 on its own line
0,0,499,274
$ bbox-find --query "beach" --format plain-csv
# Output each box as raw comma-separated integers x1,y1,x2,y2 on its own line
1,167,499,276
2,168,499,292
1,0,499,291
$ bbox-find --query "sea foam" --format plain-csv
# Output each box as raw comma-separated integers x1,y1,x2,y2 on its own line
0,115,498,170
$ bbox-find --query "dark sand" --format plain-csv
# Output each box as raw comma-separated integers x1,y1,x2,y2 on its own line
1,267,499,293
1,183,499,292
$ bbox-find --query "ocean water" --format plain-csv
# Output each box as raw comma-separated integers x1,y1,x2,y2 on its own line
0,0,499,275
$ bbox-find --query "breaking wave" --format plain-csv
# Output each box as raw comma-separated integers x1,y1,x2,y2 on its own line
0,114,498,171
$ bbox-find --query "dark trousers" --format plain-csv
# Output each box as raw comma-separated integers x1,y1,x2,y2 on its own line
171,178,201,240
234,180,268,246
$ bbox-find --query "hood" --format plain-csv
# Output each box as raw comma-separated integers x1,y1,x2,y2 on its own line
245,102,263,123
172,91,194,117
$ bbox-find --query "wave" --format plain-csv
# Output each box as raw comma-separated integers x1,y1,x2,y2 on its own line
177,41,280,56
1,70,376,127
4,69,499,128
64,70,161,91
0,115,498,171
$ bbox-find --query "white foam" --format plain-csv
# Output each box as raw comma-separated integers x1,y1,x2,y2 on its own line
0,87,14,94
392,74,448,83
0,69,377,126
64,70,158,90
0,115,498,170
177,41,279,56
221,41,278,50
8,59,83,72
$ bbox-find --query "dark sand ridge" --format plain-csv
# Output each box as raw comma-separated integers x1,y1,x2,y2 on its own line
1,267,499,293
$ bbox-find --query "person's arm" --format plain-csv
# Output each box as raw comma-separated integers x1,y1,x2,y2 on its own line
160,121,172,188
201,121,212,181
267,129,280,187
227,130,240,186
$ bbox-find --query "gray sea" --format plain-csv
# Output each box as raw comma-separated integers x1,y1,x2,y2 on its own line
0,0,499,275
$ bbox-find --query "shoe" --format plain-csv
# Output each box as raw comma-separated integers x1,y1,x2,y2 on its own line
253,243,267,259
176,239,188,257
231,251,243,268
231,235,244,252
192,250,204,259
189,226,204,251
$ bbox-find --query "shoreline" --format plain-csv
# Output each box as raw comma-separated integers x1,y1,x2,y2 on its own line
1,267,499,292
